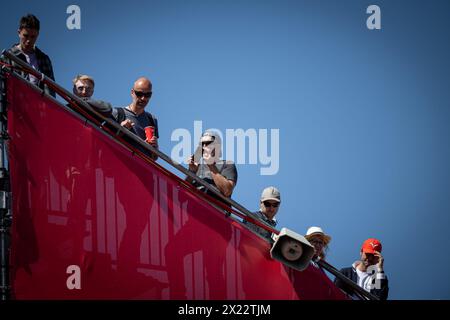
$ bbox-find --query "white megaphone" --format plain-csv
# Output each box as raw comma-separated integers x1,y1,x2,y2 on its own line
270,227,315,271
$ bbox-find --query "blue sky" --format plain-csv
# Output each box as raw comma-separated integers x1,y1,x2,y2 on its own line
2,0,450,299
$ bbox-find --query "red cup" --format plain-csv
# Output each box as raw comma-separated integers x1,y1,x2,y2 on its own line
145,126,155,141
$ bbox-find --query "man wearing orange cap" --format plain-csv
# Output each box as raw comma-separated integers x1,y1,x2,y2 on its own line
334,238,389,300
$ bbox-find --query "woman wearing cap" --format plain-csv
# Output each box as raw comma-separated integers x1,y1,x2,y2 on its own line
305,226,331,261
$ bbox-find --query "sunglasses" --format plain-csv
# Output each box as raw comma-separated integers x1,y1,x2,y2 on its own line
263,201,279,208
133,89,152,98
202,141,213,146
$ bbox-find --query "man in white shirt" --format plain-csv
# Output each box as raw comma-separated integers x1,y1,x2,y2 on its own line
334,238,389,300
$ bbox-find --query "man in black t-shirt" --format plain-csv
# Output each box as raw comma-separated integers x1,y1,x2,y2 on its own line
112,77,159,160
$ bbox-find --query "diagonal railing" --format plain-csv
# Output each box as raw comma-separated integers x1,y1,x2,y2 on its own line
1,49,277,234
1,50,380,300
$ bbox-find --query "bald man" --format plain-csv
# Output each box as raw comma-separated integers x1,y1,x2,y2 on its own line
113,77,159,160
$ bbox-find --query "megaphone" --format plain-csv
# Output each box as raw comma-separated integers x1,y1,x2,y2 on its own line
270,227,315,271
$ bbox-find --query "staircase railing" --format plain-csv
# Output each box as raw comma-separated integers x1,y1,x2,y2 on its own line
1,50,380,301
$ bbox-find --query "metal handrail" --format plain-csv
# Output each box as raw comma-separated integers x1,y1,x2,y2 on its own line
1,49,278,234
2,50,378,301
317,258,380,300
0,58,11,301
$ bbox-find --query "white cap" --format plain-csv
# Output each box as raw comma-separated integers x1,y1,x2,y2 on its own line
305,226,331,244
260,186,281,202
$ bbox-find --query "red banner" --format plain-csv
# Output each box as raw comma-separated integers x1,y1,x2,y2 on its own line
7,74,346,299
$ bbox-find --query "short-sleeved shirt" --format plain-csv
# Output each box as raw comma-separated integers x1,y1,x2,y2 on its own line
192,160,237,201
112,107,159,140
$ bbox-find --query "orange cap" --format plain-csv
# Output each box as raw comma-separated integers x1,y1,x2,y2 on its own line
361,238,382,254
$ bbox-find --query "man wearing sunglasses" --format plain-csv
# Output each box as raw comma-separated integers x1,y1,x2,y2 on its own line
187,131,237,200
243,186,281,240
113,77,159,160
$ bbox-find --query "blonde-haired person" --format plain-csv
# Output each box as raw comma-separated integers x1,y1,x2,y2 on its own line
71,74,113,118
72,74,95,100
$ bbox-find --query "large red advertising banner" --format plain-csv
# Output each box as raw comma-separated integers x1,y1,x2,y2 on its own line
6,74,345,299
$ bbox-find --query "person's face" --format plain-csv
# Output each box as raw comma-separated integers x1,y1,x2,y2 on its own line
360,251,379,268
261,200,279,220
309,236,325,258
18,28,39,53
73,80,94,98
202,140,216,156
131,82,152,109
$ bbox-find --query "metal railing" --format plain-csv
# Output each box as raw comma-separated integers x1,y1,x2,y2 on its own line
0,59,12,300
1,49,279,234
1,50,380,301
317,258,380,300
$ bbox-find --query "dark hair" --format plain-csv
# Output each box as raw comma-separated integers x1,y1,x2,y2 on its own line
19,14,40,31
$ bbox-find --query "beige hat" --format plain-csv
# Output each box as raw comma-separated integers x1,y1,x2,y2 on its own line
305,226,331,244
260,186,281,203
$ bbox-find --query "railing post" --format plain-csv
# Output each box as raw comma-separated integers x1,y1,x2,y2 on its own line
0,67,11,300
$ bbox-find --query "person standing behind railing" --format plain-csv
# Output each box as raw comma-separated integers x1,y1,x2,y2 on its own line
72,74,114,119
334,238,389,300
112,77,159,161
7,14,55,97
72,74,95,100
243,186,281,240
186,131,237,202
305,226,331,273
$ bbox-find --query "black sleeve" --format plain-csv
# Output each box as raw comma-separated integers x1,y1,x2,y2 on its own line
45,55,55,81
371,276,389,300
146,113,159,138
43,54,56,98
154,117,159,138
86,99,113,119
113,107,126,125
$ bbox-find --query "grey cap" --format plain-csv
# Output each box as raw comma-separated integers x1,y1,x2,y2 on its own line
261,186,281,202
